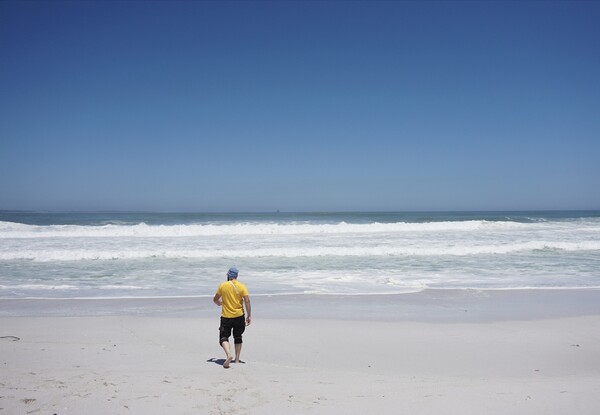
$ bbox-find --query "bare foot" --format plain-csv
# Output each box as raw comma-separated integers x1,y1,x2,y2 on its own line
224,356,232,369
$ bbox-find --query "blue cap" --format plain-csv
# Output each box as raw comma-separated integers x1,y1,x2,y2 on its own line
227,267,239,279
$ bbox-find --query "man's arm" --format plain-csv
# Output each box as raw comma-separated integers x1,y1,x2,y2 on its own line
213,293,222,306
243,295,251,325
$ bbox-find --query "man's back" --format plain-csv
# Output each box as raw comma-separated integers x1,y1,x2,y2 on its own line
217,280,248,318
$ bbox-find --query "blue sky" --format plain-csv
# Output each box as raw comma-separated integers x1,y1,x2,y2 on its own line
1,0,598,212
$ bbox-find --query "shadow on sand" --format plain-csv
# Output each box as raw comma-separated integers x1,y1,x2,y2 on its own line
206,358,246,367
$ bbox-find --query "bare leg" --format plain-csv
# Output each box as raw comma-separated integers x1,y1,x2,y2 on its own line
234,343,242,363
221,341,232,368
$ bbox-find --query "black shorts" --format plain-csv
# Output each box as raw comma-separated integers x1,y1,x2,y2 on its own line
219,316,246,345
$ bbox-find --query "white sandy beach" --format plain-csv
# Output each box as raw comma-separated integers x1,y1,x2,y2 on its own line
2,290,600,414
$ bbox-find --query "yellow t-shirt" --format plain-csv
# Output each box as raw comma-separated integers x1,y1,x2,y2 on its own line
216,280,249,318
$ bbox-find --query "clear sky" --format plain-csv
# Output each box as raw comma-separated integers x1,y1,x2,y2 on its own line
1,0,599,212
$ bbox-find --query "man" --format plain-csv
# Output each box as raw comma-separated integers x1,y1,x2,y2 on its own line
213,267,251,369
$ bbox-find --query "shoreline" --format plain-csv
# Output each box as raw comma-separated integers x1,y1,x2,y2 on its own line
2,287,600,321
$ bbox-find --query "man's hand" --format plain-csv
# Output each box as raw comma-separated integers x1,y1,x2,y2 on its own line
246,316,252,326
213,294,222,306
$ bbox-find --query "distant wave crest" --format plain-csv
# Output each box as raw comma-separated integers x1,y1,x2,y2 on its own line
0,219,568,239
2,241,599,261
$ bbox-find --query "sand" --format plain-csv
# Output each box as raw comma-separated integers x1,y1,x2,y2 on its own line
1,290,600,414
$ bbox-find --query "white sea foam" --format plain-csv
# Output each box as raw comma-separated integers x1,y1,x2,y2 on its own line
1,214,599,298
1,240,599,262
0,284,80,291
0,219,538,238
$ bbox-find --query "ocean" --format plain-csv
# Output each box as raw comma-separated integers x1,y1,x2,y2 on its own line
1,211,599,299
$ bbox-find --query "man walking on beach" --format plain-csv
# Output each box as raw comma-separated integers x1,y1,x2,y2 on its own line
213,267,251,369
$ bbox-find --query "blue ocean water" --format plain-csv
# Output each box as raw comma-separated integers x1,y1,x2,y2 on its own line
0,210,599,299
